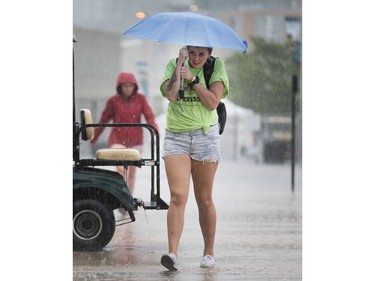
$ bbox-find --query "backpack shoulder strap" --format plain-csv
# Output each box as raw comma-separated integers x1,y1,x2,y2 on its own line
203,56,216,88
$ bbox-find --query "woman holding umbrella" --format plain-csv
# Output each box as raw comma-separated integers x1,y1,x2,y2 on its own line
160,46,229,270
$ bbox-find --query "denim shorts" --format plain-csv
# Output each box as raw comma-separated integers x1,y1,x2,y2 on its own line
162,124,222,163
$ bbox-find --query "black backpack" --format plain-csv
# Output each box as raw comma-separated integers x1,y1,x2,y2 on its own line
176,56,227,134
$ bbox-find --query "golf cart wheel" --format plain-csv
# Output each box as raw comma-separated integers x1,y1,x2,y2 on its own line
73,199,115,251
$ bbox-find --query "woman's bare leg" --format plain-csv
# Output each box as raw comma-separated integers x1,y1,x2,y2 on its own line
164,154,191,256
191,159,218,257
126,165,137,195
112,144,143,195
115,165,137,195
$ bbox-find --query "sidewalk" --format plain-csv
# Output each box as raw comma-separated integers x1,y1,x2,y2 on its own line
73,160,302,280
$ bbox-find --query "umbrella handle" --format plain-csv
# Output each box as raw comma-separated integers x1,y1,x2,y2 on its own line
178,62,184,99
179,78,184,99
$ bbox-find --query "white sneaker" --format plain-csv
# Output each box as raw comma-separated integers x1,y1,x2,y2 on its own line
200,255,215,268
161,252,178,271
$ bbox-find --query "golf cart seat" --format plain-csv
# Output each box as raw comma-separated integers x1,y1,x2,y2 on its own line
80,108,141,162
74,108,168,211
96,149,141,161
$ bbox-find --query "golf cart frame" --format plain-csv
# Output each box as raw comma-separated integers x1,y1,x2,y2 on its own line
73,37,168,251
73,110,168,251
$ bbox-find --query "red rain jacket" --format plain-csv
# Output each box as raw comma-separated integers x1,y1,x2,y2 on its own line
91,72,158,147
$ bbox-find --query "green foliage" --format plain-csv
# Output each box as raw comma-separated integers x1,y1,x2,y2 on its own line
226,37,300,116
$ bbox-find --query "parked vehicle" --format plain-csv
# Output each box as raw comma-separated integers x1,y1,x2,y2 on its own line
258,116,292,163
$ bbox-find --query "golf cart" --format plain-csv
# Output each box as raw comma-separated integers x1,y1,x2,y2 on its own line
73,36,168,251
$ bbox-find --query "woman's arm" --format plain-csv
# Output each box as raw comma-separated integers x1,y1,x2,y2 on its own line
91,97,115,144
164,47,188,101
142,97,158,130
191,81,224,111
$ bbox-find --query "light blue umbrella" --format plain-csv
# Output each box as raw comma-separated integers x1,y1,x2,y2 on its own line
123,12,247,54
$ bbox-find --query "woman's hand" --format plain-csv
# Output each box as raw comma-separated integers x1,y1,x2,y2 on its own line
178,46,188,65
180,66,194,82
178,47,194,81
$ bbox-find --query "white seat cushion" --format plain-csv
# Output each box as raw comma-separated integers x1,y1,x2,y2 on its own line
96,148,141,161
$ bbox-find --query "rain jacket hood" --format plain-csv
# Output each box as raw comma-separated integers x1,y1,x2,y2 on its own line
116,72,139,95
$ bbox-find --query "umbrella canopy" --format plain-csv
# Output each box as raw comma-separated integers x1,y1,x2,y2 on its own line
123,12,247,53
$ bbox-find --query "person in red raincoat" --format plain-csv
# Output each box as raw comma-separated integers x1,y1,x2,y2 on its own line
91,72,158,195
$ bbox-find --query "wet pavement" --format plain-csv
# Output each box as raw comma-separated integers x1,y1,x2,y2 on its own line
73,159,302,280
